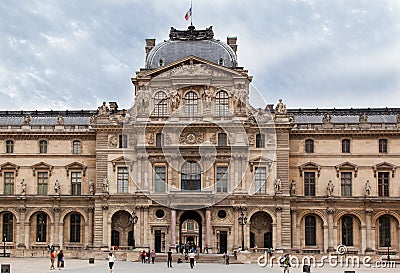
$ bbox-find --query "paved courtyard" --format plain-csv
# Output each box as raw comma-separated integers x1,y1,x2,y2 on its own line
0,257,397,273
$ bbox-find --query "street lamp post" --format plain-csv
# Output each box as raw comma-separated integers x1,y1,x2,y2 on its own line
238,211,247,251
129,212,138,249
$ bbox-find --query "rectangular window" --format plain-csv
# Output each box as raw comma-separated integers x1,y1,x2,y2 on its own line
341,172,352,197
154,166,166,193
4,172,14,195
305,139,314,153
378,172,389,197
156,133,164,147
119,135,128,148
37,172,48,195
39,140,47,154
117,167,129,193
6,140,14,154
254,167,266,194
379,139,388,153
70,214,81,243
187,220,194,231
218,133,227,147
71,172,82,195
342,139,350,153
305,216,317,246
72,140,81,154
304,172,315,196
2,213,13,242
256,134,265,148
216,166,228,193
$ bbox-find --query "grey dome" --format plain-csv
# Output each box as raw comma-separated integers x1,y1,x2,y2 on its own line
145,26,238,69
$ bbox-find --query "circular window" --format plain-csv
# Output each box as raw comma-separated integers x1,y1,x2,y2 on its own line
155,209,165,218
217,210,227,219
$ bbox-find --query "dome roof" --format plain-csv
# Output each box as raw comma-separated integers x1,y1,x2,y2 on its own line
145,26,238,69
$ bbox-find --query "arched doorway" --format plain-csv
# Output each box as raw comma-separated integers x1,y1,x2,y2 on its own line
179,211,203,252
250,211,273,248
111,211,134,248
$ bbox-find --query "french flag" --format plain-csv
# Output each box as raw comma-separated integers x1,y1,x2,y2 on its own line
185,7,192,21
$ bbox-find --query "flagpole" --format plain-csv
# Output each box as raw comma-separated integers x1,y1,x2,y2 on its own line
190,0,193,26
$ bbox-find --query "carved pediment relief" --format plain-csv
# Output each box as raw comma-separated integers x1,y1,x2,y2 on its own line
335,162,358,177
373,162,397,178
298,162,322,177
65,162,87,177
0,162,20,176
32,162,53,176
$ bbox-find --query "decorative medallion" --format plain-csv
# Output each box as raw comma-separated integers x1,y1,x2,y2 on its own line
186,133,196,144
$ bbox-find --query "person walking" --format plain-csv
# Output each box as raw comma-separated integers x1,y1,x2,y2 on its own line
282,253,291,273
108,252,116,273
49,250,55,270
167,249,173,268
147,250,151,264
57,250,64,270
225,253,230,265
188,250,196,269
151,249,156,264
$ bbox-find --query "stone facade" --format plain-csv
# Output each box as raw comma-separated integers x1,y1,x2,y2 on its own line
0,26,399,258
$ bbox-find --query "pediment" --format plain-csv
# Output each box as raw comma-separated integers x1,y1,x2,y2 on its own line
373,162,397,178
138,55,248,79
31,162,53,176
0,162,20,176
298,162,322,177
65,161,87,177
335,162,358,177
249,156,273,172
111,156,134,172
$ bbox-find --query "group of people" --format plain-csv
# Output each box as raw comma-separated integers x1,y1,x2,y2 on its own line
48,245,64,270
139,249,157,264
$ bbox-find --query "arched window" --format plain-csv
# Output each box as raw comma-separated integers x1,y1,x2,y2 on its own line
215,91,229,116
305,139,314,153
341,216,353,246
181,162,201,191
153,92,167,117
39,140,48,154
3,213,13,242
111,230,120,246
36,213,47,242
218,133,227,146
72,140,81,154
305,215,316,246
379,216,391,247
184,92,198,116
70,213,81,243
5,140,14,154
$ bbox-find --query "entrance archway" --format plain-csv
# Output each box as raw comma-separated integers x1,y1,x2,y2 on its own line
111,211,133,248
250,211,273,248
179,210,203,252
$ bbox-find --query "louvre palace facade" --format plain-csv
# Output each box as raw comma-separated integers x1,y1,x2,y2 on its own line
0,25,400,259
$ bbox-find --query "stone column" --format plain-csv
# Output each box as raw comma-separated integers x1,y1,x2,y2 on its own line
291,209,298,250
171,209,176,248
327,208,335,252
275,207,282,249
17,207,26,248
53,207,61,246
143,206,149,246
323,225,329,253
365,209,373,252
206,208,211,248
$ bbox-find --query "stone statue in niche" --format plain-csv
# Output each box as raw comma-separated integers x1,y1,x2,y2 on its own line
274,178,281,193
290,180,296,195
170,90,181,110
202,87,212,111
327,180,334,196
54,179,60,195
20,179,26,195
89,179,95,195
365,180,371,196
103,176,109,193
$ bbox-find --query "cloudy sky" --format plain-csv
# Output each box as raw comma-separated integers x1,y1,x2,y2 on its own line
1,0,399,111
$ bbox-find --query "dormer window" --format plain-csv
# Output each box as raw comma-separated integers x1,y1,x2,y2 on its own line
159,59,164,66
218,58,224,66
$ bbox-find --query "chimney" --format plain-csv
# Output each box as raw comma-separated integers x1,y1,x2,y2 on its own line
145,38,156,57
227,36,237,54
